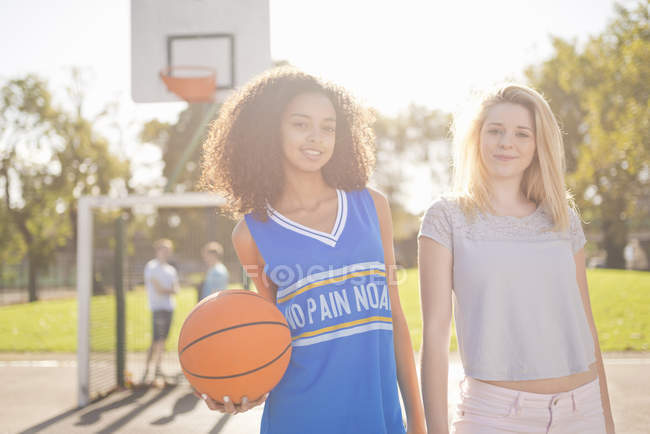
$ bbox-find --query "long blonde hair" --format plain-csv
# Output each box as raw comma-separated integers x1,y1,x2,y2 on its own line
451,83,574,230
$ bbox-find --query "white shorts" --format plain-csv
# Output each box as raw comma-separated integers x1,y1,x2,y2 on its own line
452,377,606,433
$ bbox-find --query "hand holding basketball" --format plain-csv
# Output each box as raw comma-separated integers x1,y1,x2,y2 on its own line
194,388,269,414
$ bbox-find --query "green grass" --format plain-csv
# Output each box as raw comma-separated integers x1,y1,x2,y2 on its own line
0,287,200,352
87,287,199,352
586,269,650,351
0,297,78,352
398,268,458,352
0,269,648,353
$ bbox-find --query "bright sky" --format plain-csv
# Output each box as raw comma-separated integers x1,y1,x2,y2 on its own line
0,0,624,210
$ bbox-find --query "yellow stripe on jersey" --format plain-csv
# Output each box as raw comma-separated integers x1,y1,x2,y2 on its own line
277,269,386,304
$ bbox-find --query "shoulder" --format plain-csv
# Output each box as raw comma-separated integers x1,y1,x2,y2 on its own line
567,206,587,253
232,217,266,268
564,205,586,236
165,263,178,275
568,206,583,226
362,187,394,238
365,186,389,210
365,186,391,222
422,194,459,220
144,261,153,277
418,194,459,249
232,218,255,249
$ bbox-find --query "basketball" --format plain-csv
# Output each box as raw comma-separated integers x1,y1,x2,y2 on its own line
178,289,292,404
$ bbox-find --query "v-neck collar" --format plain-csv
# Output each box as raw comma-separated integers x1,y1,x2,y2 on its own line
267,189,348,247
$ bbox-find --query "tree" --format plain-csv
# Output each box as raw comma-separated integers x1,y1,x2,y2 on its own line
373,104,451,238
0,73,130,301
526,1,649,268
139,103,220,259
53,69,130,247
140,103,216,193
525,38,589,173
0,76,70,301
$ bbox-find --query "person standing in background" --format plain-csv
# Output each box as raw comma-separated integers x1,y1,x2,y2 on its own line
199,241,229,301
142,238,179,385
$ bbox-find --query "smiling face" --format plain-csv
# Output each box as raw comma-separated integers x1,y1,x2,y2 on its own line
479,102,537,183
280,92,337,175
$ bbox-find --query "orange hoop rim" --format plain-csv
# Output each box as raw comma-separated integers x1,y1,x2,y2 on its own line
159,65,217,103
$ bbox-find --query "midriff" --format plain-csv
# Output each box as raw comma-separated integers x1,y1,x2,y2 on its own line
476,362,599,394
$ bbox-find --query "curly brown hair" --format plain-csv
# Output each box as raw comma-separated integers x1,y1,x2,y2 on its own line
199,67,376,220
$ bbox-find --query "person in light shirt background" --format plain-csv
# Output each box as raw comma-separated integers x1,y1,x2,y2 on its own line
199,241,229,301
142,238,180,384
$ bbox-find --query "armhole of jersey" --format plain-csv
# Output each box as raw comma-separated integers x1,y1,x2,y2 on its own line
243,214,277,297
243,214,268,266
361,188,386,259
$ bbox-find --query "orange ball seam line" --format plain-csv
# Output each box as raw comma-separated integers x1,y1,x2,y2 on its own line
181,343,292,379
179,321,290,355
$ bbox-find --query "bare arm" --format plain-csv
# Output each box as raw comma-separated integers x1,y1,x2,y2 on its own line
574,249,615,433
418,236,453,434
198,218,273,414
232,219,277,302
369,188,426,434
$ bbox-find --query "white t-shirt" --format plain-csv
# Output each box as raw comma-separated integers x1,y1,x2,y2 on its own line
144,259,178,311
418,196,594,381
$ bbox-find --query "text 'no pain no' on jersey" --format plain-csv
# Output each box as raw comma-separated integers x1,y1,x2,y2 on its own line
245,189,405,434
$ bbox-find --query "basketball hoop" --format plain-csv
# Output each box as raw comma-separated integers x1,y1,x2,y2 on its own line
159,66,217,103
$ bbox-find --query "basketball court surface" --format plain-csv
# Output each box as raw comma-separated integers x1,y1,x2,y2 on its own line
10,1,645,433
4,352,649,434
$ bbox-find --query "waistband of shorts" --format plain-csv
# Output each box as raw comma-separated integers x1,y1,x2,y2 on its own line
462,376,600,407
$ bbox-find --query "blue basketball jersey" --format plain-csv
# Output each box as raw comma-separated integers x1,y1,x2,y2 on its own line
245,188,405,434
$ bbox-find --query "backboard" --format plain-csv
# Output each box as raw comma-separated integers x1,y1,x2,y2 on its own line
131,0,271,103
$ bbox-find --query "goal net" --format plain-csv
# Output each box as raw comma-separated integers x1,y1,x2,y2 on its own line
76,193,242,406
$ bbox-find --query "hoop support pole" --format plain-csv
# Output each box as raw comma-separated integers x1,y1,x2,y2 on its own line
165,101,222,192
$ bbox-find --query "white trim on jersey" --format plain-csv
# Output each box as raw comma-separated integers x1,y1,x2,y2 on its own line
267,189,348,247
292,322,394,347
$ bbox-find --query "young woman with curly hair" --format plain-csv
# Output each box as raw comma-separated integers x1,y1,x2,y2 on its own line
418,84,614,433
199,67,426,434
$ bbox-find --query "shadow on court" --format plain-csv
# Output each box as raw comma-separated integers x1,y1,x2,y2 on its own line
150,391,200,425
15,382,238,434
145,389,230,432
75,387,151,427
2,352,649,433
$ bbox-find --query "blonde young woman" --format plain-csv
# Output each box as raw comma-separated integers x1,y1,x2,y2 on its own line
418,84,615,433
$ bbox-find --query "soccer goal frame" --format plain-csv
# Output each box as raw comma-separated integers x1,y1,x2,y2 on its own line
76,192,225,407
